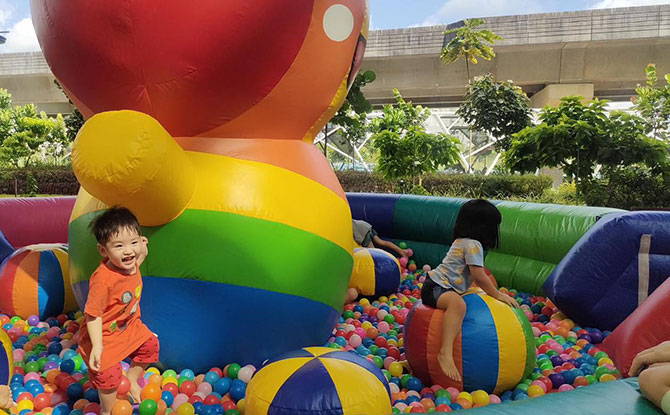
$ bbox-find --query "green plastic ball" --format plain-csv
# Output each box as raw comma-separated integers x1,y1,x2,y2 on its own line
399,242,408,249
515,383,529,392
72,355,84,371
595,366,611,379
227,363,241,379
24,361,40,373
162,369,177,379
372,356,384,368
585,375,597,384
384,314,395,324
139,399,158,415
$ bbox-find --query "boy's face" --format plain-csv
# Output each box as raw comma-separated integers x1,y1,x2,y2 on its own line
97,226,142,274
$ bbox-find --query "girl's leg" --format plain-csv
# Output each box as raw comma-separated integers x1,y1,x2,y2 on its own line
435,291,466,381
127,361,149,404
639,363,670,412
98,389,117,415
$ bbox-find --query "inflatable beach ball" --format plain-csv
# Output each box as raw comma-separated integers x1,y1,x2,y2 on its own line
350,248,401,297
0,328,13,385
405,291,535,394
246,347,392,415
0,244,75,320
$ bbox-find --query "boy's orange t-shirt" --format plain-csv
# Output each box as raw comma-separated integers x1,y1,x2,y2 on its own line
78,261,154,372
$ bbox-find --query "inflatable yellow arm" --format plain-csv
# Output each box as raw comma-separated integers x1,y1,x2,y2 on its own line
71,111,197,226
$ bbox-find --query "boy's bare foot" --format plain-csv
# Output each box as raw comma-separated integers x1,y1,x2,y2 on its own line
438,352,462,382
129,382,142,404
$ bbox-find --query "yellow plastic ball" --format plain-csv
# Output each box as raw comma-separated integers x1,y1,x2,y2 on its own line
379,296,389,303
146,367,161,375
457,392,473,404
527,385,545,397
17,400,34,412
598,358,614,366
162,377,178,387
599,374,616,382
236,399,245,413
388,362,404,378
471,390,490,406
361,321,373,330
176,403,195,415
397,338,404,347
359,298,370,306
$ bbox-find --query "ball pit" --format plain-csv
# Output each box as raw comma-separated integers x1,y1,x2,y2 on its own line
0,253,625,415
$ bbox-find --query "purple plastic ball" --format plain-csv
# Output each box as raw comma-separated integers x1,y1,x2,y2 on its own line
27,315,39,327
549,373,565,389
550,356,564,367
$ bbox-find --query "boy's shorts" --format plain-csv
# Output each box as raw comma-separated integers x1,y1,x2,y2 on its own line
88,335,159,390
361,228,378,247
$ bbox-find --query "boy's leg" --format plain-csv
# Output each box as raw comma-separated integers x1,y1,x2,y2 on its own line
639,363,670,413
127,361,149,404
99,389,118,415
435,291,466,382
128,335,161,404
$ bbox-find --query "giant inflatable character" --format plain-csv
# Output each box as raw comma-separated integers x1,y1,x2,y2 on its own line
31,0,368,372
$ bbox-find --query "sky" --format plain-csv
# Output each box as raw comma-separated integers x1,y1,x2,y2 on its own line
1,0,669,53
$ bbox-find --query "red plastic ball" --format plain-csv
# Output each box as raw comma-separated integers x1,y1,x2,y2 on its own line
180,381,197,397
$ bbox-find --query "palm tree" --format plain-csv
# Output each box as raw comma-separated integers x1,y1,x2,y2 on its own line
440,18,502,81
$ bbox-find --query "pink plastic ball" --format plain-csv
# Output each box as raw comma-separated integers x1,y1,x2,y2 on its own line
349,334,362,348
422,265,431,272
531,380,547,392
558,384,574,392
377,322,390,333
399,257,409,268
354,328,366,338
197,383,212,395
13,349,25,362
446,387,460,401
172,394,189,409
406,249,413,257
390,383,400,394
489,394,501,404
24,372,41,382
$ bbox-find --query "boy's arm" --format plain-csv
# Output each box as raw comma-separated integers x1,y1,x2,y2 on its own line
372,235,408,257
137,236,149,266
470,266,518,308
86,316,103,371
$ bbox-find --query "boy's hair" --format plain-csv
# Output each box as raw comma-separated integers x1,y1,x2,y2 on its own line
89,207,141,245
453,199,502,249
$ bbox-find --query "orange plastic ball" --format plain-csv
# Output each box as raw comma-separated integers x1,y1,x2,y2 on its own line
112,400,133,415
141,383,162,402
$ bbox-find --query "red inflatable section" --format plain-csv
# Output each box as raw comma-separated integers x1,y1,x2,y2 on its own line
601,276,670,376
0,197,76,247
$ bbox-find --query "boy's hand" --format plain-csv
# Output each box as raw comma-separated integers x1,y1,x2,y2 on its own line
496,292,519,308
89,345,103,371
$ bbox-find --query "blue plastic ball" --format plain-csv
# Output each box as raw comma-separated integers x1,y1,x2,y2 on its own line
67,382,84,400
52,404,70,415
213,378,231,396
180,369,195,380
60,359,75,374
229,379,246,402
405,377,423,392
161,391,174,407
84,388,99,403
204,371,220,385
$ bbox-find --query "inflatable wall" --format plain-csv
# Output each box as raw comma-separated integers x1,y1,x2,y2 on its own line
544,211,670,330
348,194,622,295
0,197,75,248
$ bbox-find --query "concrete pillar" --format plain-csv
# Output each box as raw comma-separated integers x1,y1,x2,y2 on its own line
531,83,594,187
530,83,594,108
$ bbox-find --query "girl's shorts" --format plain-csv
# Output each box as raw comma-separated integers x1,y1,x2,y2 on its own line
420,277,455,308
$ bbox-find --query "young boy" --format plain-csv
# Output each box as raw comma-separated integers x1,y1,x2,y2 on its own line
77,207,159,414
352,219,409,257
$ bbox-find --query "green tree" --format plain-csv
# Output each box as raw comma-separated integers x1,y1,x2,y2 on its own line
504,96,667,196
441,18,502,80
326,70,377,169
0,89,68,168
371,89,460,189
457,73,531,151
633,63,670,142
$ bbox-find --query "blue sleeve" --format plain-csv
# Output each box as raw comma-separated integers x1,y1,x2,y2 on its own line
464,240,484,267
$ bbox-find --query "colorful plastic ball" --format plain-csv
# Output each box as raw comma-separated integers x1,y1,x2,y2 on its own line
176,403,195,415
599,373,616,382
527,385,545,397
558,384,574,392
142,384,162,402
237,366,255,384
471,390,490,406
139,399,158,415
204,372,219,385
226,364,241,380
179,381,196,397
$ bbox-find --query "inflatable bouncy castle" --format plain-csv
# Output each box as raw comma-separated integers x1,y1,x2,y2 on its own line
31,0,369,372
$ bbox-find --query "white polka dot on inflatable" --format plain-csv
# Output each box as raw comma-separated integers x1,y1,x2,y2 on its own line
323,4,354,42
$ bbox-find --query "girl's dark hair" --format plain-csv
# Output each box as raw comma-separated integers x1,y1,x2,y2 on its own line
453,199,502,249
89,207,141,245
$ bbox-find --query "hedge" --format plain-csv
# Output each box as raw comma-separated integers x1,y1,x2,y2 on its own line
335,170,553,200
0,166,79,196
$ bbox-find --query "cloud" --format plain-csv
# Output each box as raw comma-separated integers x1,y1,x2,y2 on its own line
422,0,545,26
590,0,670,8
1,17,40,53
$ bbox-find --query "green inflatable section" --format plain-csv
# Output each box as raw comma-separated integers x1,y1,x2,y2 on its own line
451,378,662,414
386,196,622,295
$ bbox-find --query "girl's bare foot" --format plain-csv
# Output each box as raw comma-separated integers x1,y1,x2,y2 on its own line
438,352,462,382
129,382,142,404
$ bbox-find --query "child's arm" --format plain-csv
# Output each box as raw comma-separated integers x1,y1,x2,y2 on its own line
137,236,149,266
629,341,670,376
86,315,104,371
470,265,518,308
372,235,409,257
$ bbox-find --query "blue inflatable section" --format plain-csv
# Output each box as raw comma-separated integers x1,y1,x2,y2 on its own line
544,211,670,331
0,230,14,264
73,277,339,372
